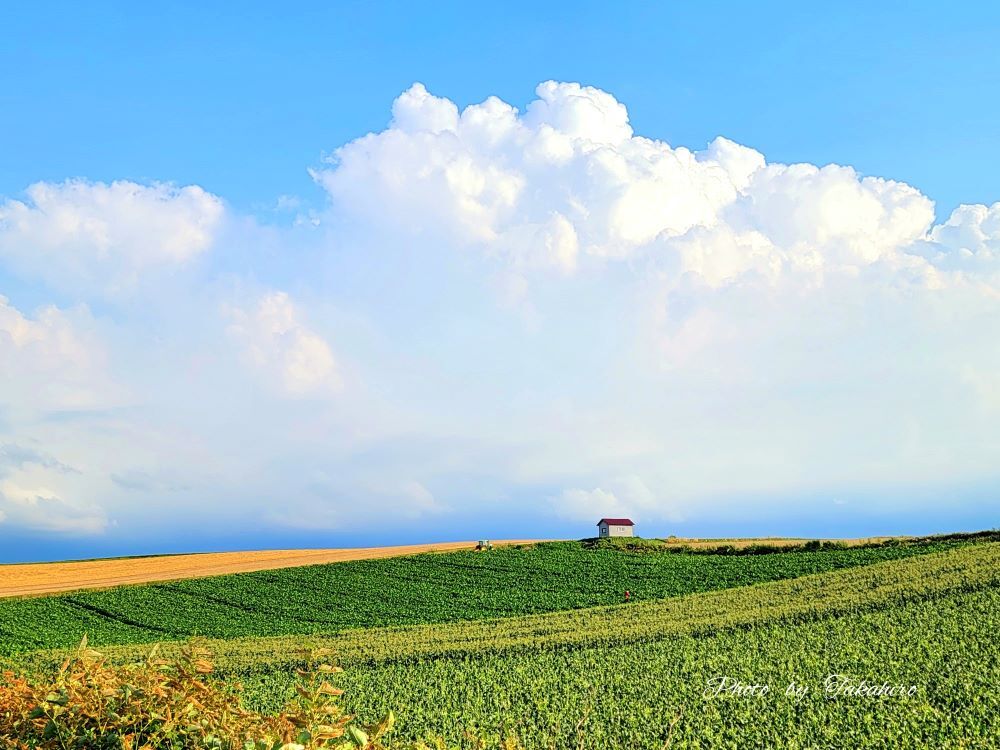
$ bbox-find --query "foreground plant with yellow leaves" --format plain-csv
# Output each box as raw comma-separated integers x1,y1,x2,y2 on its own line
0,637,396,750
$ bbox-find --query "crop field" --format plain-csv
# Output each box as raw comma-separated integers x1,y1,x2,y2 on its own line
2,538,998,748
0,539,959,657
0,540,540,597
310,586,1000,748
0,536,903,599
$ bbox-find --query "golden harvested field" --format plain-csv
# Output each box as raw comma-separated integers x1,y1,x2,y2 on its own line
662,536,903,549
0,540,542,598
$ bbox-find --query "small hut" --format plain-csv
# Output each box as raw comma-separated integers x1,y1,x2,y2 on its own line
597,518,635,538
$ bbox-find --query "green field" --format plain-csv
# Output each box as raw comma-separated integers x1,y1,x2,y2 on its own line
0,540,956,656
229,543,1000,748
3,538,999,748
314,586,1000,748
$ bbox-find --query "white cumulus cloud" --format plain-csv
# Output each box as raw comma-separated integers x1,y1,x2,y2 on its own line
225,291,340,397
314,82,768,271
314,81,1000,298
0,296,121,415
0,80,998,542
0,179,224,296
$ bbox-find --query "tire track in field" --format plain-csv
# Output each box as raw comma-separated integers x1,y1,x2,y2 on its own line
152,584,345,628
60,599,184,638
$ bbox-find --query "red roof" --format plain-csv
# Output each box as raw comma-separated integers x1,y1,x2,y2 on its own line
597,518,634,526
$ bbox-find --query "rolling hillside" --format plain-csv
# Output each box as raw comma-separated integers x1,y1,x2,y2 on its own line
0,539,961,656
242,543,1000,748
10,541,998,749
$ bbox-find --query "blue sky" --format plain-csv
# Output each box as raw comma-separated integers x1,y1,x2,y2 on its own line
1,3,999,561
5,2,999,216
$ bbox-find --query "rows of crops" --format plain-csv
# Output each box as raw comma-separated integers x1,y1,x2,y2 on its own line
42,539,996,676
306,588,999,748
0,540,957,656
205,543,996,749
4,542,997,747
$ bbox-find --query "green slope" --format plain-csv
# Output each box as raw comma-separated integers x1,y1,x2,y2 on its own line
318,587,1000,749
8,543,997,748
0,540,960,656
71,538,992,672
216,543,997,749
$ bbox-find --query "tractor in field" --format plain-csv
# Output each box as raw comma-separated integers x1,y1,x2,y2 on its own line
475,539,493,552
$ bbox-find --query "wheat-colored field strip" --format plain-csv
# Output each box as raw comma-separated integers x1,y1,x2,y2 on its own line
0,540,542,597
661,535,902,549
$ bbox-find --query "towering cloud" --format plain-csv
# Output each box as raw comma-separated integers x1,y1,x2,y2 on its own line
0,81,998,545
313,81,997,298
